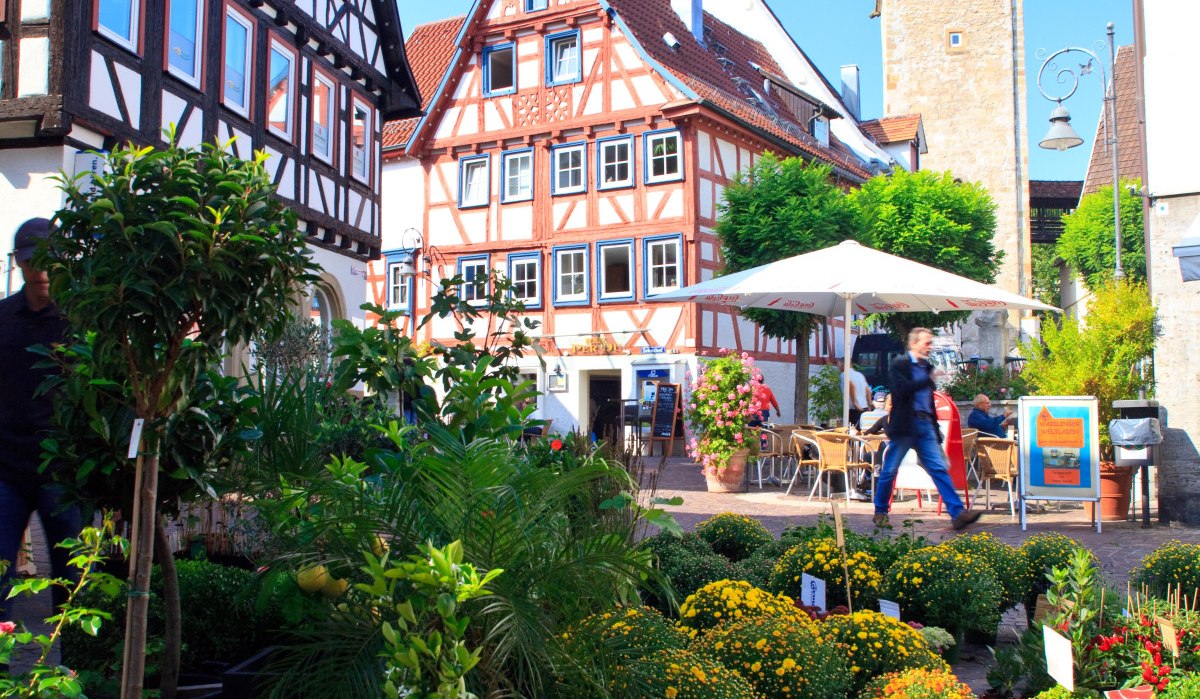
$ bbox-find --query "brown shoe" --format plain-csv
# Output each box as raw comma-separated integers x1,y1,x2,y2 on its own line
952,509,983,531
872,514,890,527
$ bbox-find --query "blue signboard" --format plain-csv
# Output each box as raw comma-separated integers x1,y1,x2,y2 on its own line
640,346,666,354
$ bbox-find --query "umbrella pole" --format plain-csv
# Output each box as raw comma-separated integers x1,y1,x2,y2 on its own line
843,294,853,428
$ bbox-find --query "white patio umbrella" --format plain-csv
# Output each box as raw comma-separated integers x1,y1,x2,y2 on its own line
654,240,1058,426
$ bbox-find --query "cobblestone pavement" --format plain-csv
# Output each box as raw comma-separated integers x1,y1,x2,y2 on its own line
643,456,1200,694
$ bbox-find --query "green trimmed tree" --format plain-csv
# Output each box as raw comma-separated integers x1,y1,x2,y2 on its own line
1057,179,1145,290
848,169,1002,337
716,153,859,420
45,137,319,699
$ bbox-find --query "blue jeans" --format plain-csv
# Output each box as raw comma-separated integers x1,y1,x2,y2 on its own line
0,477,82,619
873,419,965,518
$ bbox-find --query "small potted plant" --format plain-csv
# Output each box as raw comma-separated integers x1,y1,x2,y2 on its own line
685,351,762,492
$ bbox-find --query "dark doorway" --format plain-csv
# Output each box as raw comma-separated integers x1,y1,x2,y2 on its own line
588,373,622,442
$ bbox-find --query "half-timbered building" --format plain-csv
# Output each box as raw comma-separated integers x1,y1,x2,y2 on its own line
374,0,902,436
0,0,420,327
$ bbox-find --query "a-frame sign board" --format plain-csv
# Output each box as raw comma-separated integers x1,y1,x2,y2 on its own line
649,383,681,457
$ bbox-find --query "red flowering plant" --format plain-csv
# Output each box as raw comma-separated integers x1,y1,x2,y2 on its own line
685,351,762,475
1083,597,1200,693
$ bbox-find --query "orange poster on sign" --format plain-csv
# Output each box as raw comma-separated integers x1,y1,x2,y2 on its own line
1035,407,1086,449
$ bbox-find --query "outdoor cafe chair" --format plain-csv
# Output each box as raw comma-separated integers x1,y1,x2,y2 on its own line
960,428,981,487
807,432,872,503
784,430,821,496
754,428,786,488
975,436,1020,517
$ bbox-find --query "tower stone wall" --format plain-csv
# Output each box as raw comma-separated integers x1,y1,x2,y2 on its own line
880,0,1032,359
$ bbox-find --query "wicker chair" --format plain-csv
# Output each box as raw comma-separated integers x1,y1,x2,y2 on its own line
960,428,980,487
975,436,1019,516
784,429,821,496
807,432,872,503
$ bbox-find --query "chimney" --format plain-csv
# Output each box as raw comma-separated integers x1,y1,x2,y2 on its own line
670,0,704,46
840,64,861,121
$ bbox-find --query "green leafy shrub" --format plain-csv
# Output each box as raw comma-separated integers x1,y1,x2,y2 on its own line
691,615,850,699
819,610,947,693
642,532,734,613
1132,540,1200,601
860,668,973,698
946,531,1028,611
768,537,881,610
729,543,785,590
809,365,843,425
1163,673,1200,698
1032,687,1101,698
1020,532,1093,621
676,580,808,638
779,519,928,574
693,513,774,562
619,648,762,699
940,365,1029,402
882,544,1002,634
557,606,691,698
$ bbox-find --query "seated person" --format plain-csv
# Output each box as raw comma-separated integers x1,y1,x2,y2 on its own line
858,391,890,434
967,393,1015,438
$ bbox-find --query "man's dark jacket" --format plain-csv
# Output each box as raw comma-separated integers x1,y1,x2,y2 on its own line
884,352,936,440
0,289,65,481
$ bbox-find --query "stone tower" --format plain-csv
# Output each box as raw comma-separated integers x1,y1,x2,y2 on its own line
879,0,1031,359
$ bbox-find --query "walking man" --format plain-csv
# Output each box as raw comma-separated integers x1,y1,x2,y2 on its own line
872,327,981,530
1,218,81,620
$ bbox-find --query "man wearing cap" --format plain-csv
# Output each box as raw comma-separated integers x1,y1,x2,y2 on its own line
1,218,81,620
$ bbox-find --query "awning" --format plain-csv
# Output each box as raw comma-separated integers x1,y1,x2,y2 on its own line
1173,236,1200,282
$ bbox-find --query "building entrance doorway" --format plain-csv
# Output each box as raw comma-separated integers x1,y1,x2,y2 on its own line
587,372,622,442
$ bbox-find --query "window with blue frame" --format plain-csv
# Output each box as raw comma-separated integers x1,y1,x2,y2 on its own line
458,256,489,305
551,143,586,195
545,30,581,86
98,0,139,51
483,43,516,96
597,135,634,190
597,241,634,302
387,259,413,312
508,253,541,307
166,0,203,86
644,235,683,296
459,154,490,208
502,149,533,202
644,130,683,184
553,246,588,305
526,0,548,11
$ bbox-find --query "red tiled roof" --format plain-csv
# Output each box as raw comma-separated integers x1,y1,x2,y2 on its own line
1082,45,1143,195
605,0,873,180
1029,179,1083,201
860,114,921,145
381,16,465,152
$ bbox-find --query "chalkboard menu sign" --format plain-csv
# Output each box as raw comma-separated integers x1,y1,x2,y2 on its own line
651,383,680,449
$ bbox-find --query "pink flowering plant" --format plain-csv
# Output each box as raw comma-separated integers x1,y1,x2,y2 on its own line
686,351,762,475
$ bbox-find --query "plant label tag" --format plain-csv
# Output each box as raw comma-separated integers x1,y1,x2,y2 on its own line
831,501,845,548
1043,625,1074,692
128,418,145,459
1156,616,1179,658
879,599,900,620
801,573,826,612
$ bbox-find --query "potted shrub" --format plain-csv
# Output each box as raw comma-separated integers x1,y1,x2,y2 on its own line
685,351,762,492
1020,280,1156,521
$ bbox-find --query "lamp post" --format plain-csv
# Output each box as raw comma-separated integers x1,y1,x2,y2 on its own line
1036,22,1125,281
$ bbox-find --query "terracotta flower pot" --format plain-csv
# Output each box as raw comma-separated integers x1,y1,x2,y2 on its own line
705,448,750,493
1086,462,1134,521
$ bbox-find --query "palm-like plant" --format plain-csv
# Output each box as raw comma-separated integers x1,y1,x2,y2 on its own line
252,369,667,698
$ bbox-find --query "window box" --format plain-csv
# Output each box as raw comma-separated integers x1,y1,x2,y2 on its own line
508,252,542,308
501,149,534,203
482,43,516,97
545,30,581,86
166,0,204,86
644,235,683,297
458,255,490,306
551,142,587,195
644,129,683,184
553,245,589,306
222,5,254,117
458,154,490,208
597,135,634,190
597,240,634,302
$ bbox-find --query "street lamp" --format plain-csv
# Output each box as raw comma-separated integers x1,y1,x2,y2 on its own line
1036,22,1125,280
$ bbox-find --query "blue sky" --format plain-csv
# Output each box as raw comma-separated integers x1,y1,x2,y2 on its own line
399,0,1133,182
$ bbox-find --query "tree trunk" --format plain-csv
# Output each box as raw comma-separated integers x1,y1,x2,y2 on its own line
155,516,180,699
794,327,811,423
120,448,160,699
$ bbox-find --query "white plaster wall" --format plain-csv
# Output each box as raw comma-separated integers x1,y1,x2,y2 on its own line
380,157,425,251
0,146,69,295
307,244,368,329
1144,1,1200,198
